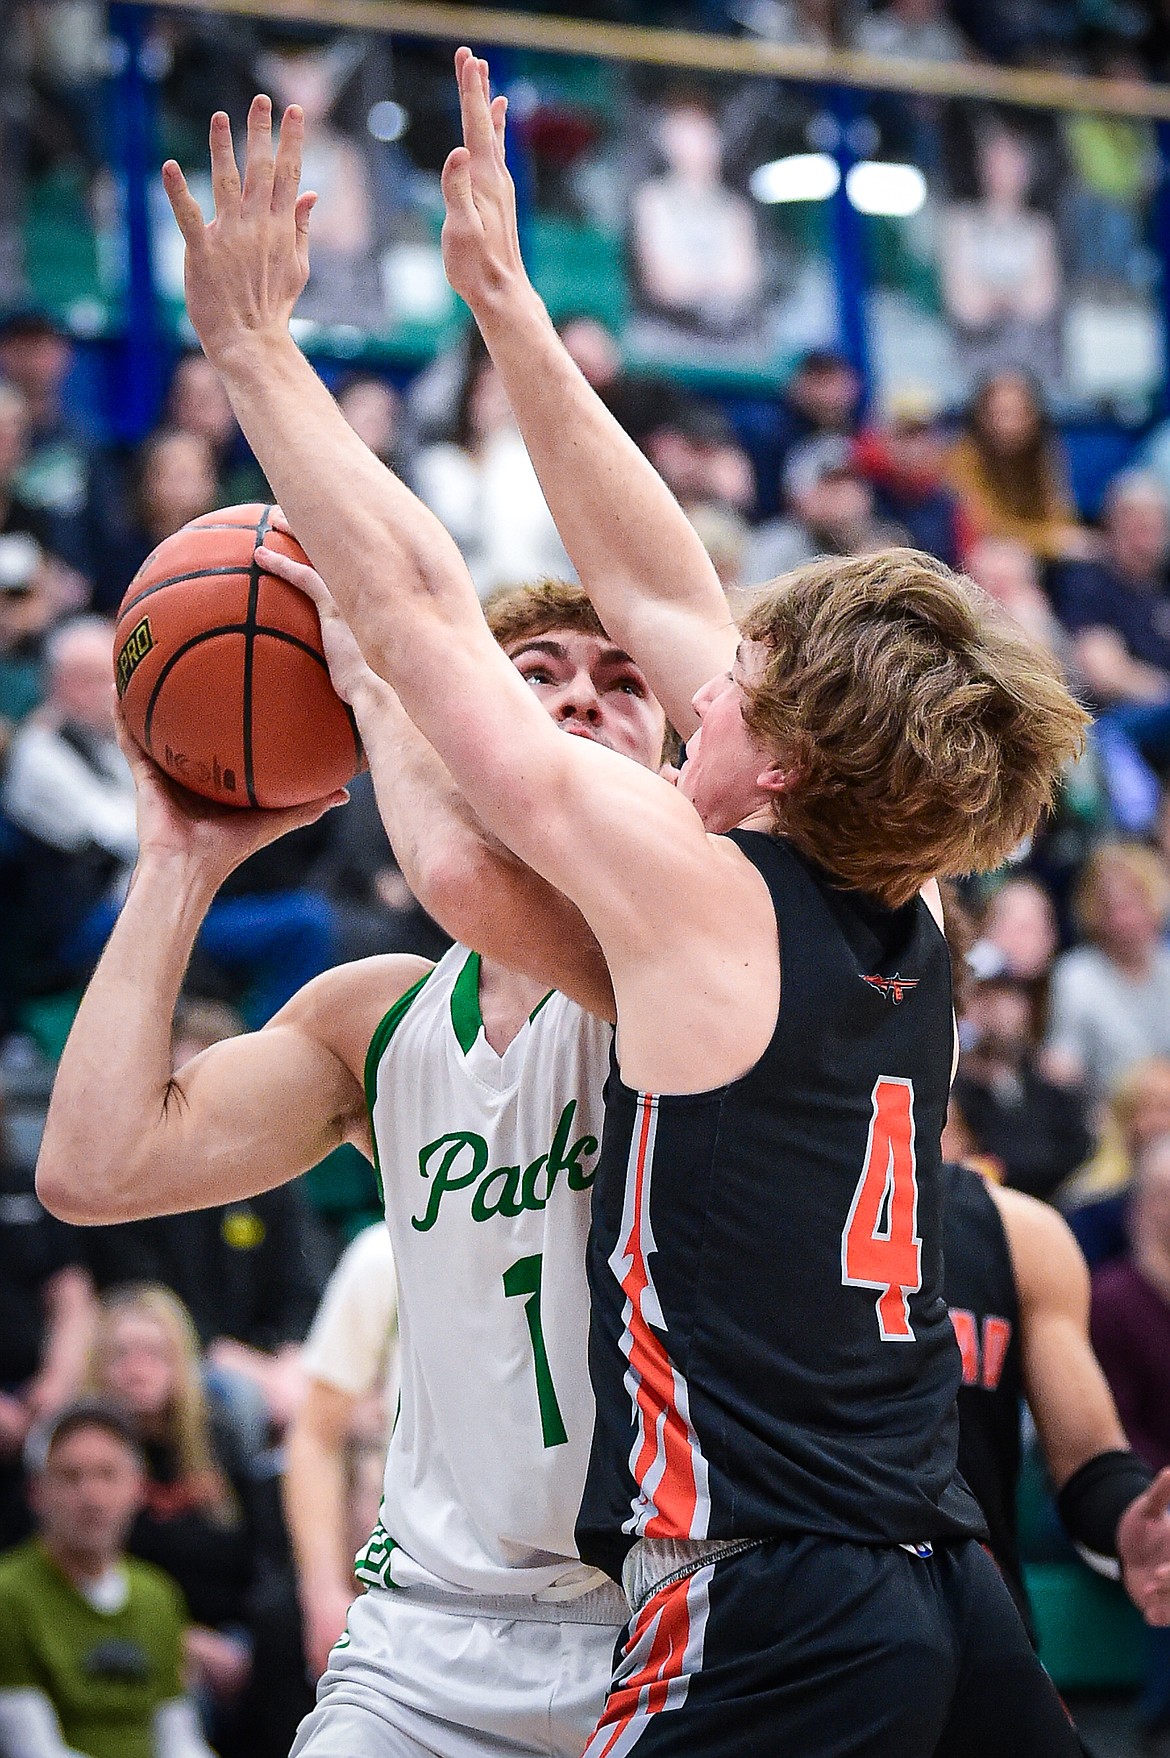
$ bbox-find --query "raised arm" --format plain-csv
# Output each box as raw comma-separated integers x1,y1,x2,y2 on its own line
161,97,777,1098
257,535,615,1020
35,739,415,1225
439,49,736,737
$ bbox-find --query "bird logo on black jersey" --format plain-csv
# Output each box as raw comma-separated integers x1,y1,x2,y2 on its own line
860,972,919,1004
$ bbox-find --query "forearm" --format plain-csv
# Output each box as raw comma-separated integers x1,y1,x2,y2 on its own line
283,1417,353,1601
468,282,730,730
349,674,615,1012
348,672,488,901
36,856,214,1222
217,333,471,682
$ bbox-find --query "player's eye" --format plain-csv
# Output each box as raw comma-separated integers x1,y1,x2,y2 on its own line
614,675,646,697
521,666,554,687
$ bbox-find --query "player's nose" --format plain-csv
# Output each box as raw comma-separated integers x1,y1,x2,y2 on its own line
556,671,603,720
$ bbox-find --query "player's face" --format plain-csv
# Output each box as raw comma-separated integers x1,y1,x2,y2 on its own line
506,631,666,771
678,640,783,833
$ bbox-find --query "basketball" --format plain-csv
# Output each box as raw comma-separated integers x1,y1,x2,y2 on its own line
114,504,362,809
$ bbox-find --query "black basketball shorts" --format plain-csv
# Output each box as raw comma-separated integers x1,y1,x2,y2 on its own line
582,1535,1081,1758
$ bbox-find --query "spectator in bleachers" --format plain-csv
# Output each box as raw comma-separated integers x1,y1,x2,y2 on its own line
0,531,70,725
1061,45,1158,298
0,1081,93,1549
639,397,756,520
83,1285,256,1728
413,351,570,599
732,0,840,49
1052,470,1170,721
740,432,907,585
0,313,94,544
970,874,1060,985
336,374,414,488
964,535,1071,658
853,388,971,567
283,1222,397,1679
0,616,135,998
93,427,218,612
0,1399,215,1758
1045,842,1170,1106
943,369,1085,562
940,122,1063,390
165,352,268,509
766,348,861,516
632,97,765,344
953,970,1093,1201
849,0,968,63
1063,1056,1170,1269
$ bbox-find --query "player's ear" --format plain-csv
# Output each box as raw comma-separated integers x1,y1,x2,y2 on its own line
756,759,798,797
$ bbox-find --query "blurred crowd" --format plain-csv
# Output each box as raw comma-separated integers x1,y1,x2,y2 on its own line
2,1,1170,1754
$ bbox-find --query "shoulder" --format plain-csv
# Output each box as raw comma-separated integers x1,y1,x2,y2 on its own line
274,954,435,1087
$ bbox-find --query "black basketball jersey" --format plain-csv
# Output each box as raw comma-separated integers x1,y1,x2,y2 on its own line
577,831,986,1582
942,1161,1028,1626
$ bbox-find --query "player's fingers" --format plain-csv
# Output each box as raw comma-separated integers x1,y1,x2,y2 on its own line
240,94,275,215
161,161,206,246
254,542,331,605
209,110,242,217
457,45,497,164
440,147,476,220
293,190,317,259
491,94,508,164
274,103,306,216
268,506,290,533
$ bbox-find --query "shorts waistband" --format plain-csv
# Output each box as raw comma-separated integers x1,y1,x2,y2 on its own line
378,1579,628,1626
622,1537,763,1617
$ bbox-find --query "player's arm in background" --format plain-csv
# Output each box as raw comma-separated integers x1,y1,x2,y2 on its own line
35,739,427,1223
993,1183,1170,1624
284,1225,398,1677
259,534,615,1021
163,98,779,1096
441,50,735,738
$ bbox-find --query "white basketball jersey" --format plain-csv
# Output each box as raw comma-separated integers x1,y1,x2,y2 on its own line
355,944,613,1601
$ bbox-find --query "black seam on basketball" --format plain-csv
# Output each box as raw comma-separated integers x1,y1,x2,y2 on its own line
119,565,253,619
140,624,335,754
143,625,250,751
241,505,275,810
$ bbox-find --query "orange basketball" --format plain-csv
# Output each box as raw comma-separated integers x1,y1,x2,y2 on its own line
114,504,362,809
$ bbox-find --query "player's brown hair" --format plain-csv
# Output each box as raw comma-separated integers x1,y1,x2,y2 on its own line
738,548,1089,908
484,578,606,649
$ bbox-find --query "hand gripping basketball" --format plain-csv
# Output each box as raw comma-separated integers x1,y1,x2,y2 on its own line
114,504,364,809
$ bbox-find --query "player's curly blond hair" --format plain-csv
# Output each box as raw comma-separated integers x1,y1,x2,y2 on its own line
738,548,1089,908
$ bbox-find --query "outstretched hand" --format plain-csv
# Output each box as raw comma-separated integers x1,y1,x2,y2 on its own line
257,514,386,708
1118,1466,1170,1626
440,48,528,313
115,706,346,890
161,94,316,367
